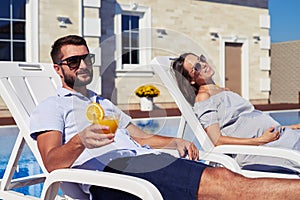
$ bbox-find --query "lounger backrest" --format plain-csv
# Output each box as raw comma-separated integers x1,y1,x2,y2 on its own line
0,62,60,173
151,56,215,152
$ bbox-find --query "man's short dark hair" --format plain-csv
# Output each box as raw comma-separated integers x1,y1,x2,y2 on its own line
50,35,89,64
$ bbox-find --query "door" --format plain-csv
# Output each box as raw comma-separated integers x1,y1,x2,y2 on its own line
225,43,242,95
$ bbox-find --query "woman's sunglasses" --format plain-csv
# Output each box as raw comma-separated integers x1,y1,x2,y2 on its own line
56,53,95,70
193,55,207,72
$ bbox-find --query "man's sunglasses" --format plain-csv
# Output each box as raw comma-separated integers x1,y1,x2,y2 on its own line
192,54,207,72
56,53,95,70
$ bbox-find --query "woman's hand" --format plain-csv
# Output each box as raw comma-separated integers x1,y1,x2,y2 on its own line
174,138,199,160
257,126,280,145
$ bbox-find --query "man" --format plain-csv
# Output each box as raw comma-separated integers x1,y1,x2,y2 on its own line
30,35,300,200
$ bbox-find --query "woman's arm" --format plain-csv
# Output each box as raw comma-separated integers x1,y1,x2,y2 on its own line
205,123,280,146
286,123,300,129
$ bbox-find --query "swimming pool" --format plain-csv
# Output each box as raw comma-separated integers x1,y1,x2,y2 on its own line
0,110,299,197
267,110,300,126
0,117,182,198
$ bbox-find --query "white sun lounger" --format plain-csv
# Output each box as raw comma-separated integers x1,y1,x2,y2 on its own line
0,61,237,199
151,56,300,179
0,61,163,200
1,59,298,200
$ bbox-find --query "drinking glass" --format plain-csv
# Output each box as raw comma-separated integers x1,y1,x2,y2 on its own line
96,113,120,134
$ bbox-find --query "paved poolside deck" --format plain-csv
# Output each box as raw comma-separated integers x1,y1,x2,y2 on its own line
254,103,300,111
1,103,300,125
123,103,300,118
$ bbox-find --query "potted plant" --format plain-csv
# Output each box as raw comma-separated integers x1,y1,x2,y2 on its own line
135,84,160,111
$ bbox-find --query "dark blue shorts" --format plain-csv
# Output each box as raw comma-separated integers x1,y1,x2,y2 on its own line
90,153,208,200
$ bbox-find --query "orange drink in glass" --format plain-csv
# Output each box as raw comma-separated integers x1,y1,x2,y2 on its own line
97,115,120,134
85,102,120,134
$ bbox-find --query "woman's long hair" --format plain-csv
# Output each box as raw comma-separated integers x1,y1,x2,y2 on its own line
171,53,200,105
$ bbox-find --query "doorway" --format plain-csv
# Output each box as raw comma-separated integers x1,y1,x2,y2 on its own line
225,42,242,95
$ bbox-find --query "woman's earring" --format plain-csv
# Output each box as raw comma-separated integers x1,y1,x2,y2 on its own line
190,81,195,85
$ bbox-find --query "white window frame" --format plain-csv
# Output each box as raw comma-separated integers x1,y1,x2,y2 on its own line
0,0,37,62
26,0,39,62
115,4,152,76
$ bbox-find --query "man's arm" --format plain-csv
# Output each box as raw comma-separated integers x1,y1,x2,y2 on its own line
36,124,115,172
37,130,84,172
126,123,199,160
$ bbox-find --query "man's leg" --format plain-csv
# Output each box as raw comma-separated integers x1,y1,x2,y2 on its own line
198,167,300,200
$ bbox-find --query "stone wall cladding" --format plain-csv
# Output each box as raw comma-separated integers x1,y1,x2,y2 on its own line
270,41,300,103
117,0,269,104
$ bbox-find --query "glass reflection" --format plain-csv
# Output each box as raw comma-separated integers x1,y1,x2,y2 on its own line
0,21,10,40
13,21,25,40
0,42,11,61
13,0,26,19
13,42,25,61
0,0,10,18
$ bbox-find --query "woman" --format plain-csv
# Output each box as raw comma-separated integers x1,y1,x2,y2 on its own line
171,52,300,172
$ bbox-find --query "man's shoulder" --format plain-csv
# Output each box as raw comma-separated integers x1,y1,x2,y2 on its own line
33,95,61,113
39,95,59,105
95,95,113,105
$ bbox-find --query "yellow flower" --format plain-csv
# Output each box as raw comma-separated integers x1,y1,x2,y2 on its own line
135,85,160,98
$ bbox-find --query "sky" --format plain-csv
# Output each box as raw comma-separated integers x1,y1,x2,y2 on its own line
269,0,300,43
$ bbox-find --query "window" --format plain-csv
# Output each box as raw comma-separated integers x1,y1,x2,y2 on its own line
121,15,140,65
0,0,26,61
115,5,151,76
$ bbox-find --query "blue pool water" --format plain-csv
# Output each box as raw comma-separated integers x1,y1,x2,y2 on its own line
0,128,43,197
0,111,299,197
268,110,300,126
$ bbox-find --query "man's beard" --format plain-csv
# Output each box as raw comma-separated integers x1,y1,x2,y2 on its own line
61,68,93,88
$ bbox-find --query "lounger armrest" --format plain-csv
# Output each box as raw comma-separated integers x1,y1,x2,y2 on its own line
212,145,300,165
41,168,163,200
198,151,242,173
8,174,46,189
158,149,243,173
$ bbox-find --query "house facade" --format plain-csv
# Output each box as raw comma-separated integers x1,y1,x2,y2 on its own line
0,0,271,114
